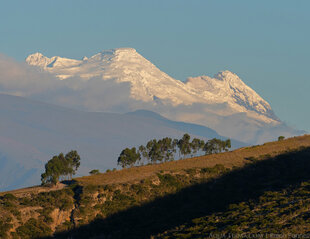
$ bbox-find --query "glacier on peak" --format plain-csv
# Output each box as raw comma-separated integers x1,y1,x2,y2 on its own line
185,71,277,121
26,52,81,70
26,49,277,122
26,52,52,68
24,48,299,144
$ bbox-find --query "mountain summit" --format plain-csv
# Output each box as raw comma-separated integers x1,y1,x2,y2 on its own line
26,49,276,122
26,48,303,143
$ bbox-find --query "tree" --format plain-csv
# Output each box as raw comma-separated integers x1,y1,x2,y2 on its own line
117,147,141,168
139,138,177,165
65,150,81,179
278,136,285,141
204,138,231,155
177,134,192,159
138,145,148,165
41,155,63,185
190,138,205,157
224,139,231,151
41,151,81,185
204,139,216,155
117,135,232,168
163,137,177,162
146,139,163,163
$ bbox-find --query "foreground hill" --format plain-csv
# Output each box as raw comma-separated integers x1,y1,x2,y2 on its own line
25,48,304,144
0,135,309,238
0,93,240,191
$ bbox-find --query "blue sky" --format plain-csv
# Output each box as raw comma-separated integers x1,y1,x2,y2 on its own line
0,0,309,132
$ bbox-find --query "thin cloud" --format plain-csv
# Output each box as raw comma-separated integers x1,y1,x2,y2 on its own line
0,54,133,112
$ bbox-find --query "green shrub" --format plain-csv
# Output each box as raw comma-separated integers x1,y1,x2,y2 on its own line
100,190,137,216
200,164,226,174
16,218,52,238
1,194,17,201
32,189,74,209
157,173,182,189
185,168,197,176
0,219,13,239
19,197,35,206
89,169,100,175
245,156,258,163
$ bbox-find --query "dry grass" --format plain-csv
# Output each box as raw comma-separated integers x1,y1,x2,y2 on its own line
77,134,310,186
0,183,66,197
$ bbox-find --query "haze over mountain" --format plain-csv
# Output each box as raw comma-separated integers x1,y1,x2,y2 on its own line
26,48,304,143
0,93,242,191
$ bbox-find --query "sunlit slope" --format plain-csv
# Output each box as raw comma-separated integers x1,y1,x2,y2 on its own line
77,134,310,186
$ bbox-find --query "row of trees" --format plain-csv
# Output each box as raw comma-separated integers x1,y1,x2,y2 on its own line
117,134,231,168
41,150,81,185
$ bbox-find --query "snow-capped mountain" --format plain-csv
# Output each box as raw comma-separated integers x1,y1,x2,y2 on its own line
26,48,275,122
26,48,303,143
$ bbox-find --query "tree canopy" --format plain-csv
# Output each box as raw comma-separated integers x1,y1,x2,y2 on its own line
117,147,140,168
177,134,192,159
117,134,232,168
204,138,231,155
41,150,81,185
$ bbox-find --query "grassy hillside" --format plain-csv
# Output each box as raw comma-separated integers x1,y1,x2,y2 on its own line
0,135,309,238
77,134,310,186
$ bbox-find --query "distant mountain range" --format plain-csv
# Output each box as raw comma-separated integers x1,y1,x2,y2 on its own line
0,93,244,191
26,48,305,143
